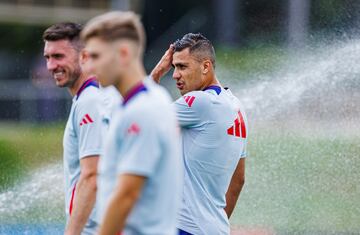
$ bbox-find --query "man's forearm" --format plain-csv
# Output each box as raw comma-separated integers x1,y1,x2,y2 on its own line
99,175,144,235
65,174,97,235
98,190,136,235
224,158,245,218
224,180,244,218
150,45,174,83
150,68,163,84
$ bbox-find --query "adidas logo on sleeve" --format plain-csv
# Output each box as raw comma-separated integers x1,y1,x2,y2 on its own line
183,95,195,107
227,111,246,138
80,114,94,126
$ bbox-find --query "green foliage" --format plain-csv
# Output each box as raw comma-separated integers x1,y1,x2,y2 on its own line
0,23,46,53
311,0,351,31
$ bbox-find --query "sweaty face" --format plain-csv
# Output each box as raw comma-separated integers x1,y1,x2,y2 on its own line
172,48,204,95
85,38,119,87
44,40,81,88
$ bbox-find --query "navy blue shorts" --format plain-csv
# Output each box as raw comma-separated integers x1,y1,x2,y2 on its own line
178,229,193,235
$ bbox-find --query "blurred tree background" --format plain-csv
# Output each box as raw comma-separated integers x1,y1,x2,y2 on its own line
0,0,359,82
1,0,359,123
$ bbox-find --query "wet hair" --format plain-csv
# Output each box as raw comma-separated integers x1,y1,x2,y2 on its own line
42,22,83,50
81,11,146,56
173,33,216,68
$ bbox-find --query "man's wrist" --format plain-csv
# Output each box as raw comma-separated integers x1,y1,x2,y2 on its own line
150,68,162,83
64,227,75,235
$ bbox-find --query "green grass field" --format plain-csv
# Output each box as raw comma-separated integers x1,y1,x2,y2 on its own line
0,122,63,162
0,122,63,190
1,121,359,233
231,123,360,233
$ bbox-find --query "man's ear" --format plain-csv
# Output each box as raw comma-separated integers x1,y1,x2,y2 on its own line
114,44,127,66
202,60,211,74
79,49,88,65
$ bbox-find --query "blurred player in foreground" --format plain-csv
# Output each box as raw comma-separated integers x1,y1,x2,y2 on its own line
151,33,248,235
43,22,118,234
81,11,182,235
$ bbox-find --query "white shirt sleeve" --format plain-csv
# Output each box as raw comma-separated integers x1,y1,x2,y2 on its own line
173,92,204,128
240,140,247,158
75,96,104,159
239,108,248,158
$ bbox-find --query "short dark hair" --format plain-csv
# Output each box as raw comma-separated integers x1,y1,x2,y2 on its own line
42,22,83,50
173,33,216,68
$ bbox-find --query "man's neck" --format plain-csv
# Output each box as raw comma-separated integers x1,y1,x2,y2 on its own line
115,62,146,97
201,75,220,90
68,73,88,97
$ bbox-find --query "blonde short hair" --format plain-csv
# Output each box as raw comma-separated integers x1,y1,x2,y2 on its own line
81,11,145,55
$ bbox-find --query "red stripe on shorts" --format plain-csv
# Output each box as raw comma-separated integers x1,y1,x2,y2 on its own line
69,183,76,215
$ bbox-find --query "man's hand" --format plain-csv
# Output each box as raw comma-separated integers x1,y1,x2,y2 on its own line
150,44,174,83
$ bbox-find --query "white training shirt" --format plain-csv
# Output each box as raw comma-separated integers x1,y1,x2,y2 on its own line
97,79,182,235
175,85,248,235
63,78,119,226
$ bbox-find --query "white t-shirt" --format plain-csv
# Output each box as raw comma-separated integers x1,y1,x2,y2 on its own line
63,78,119,227
175,85,248,235
97,79,182,235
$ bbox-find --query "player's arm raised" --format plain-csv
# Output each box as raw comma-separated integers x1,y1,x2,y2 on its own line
150,44,174,83
224,158,245,218
65,156,99,235
99,174,146,235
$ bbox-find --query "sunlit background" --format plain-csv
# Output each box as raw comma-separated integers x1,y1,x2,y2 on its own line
0,0,359,234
